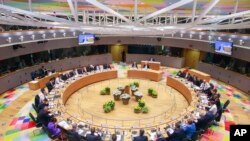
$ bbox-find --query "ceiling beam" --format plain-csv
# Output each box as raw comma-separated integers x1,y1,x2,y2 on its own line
28,0,32,12
67,0,77,22
191,0,197,22
0,4,70,23
86,0,132,23
137,0,193,23
199,10,250,24
232,0,239,23
196,0,220,23
134,0,138,21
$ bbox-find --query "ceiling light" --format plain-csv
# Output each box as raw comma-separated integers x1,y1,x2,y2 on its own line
180,33,183,38
19,36,24,41
31,35,35,40
42,34,46,39
218,37,222,40
53,33,56,38
6,37,11,43
208,35,212,41
199,35,202,39
239,39,244,45
189,34,193,39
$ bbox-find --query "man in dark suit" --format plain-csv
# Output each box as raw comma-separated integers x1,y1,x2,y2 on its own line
133,129,148,141
67,123,82,141
166,123,186,141
86,127,101,141
37,106,53,126
77,68,83,75
38,99,49,112
46,78,54,92
149,57,155,61
132,62,138,69
38,66,46,78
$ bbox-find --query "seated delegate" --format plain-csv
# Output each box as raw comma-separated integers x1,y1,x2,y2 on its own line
47,117,62,138
85,127,102,141
143,62,150,70
133,129,148,141
132,62,138,69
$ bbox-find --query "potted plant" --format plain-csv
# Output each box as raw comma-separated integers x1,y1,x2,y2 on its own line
100,89,106,95
103,100,115,113
117,86,125,93
151,90,158,98
134,82,139,87
108,100,115,110
138,99,145,108
141,106,149,113
131,85,138,96
134,106,141,113
120,94,130,105
105,87,111,95
134,91,143,101
113,89,122,101
148,88,153,95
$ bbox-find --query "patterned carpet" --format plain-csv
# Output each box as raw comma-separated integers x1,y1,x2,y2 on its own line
0,67,249,141
0,84,29,114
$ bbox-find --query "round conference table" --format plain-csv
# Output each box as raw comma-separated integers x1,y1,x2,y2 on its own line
50,69,199,131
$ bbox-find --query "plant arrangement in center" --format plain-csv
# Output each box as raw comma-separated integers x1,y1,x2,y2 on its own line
134,99,149,114
148,88,158,98
100,87,111,95
103,100,115,113
130,81,139,88
120,93,131,105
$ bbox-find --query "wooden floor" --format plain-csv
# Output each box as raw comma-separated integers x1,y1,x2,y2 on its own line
65,78,189,129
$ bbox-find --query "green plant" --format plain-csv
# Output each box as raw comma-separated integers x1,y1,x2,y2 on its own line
134,106,141,113
151,90,158,98
103,100,115,113
138,99,145,108
105,87,110,93
134,82,139,87
141,106,149,113
148,88,153,95
100,89,106,95
103,105,112,113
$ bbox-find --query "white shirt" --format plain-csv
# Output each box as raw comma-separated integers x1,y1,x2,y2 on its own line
38,92,45,103
209,104,218,115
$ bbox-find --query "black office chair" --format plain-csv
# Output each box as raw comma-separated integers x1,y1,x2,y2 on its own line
223,100,230,112
32,103,39,113
66,133,82,141
29,112,42,135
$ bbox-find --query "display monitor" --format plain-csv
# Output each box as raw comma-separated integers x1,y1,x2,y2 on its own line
214,40,233,55
78,34,95,45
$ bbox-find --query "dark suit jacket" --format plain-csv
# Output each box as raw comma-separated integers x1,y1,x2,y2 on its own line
67,130,82,141
156,137,166,141
37,109,52,126
143,64,150,69
46,82,54,92
86,133,101,141
133,135,148,141
34,95,40,108
166,128,186,141
77,69,83,74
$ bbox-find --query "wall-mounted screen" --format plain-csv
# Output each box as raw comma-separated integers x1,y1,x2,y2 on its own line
78,34,95,45
214,40,233,55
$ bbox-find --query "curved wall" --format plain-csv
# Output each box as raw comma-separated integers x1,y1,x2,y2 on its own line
0,54,112,94
197,62,250,94
126,54,184,68
0,35,250,62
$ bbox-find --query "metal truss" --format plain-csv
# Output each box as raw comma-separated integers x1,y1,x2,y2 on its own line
0,0,250,36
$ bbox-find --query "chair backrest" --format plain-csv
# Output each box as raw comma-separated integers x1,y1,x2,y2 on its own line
32,103,39,113
29,112,37,123
67,133,81,141
34,95,40,108
223,100,230,110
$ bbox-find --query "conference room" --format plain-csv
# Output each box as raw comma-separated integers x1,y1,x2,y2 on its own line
0,0,250,141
